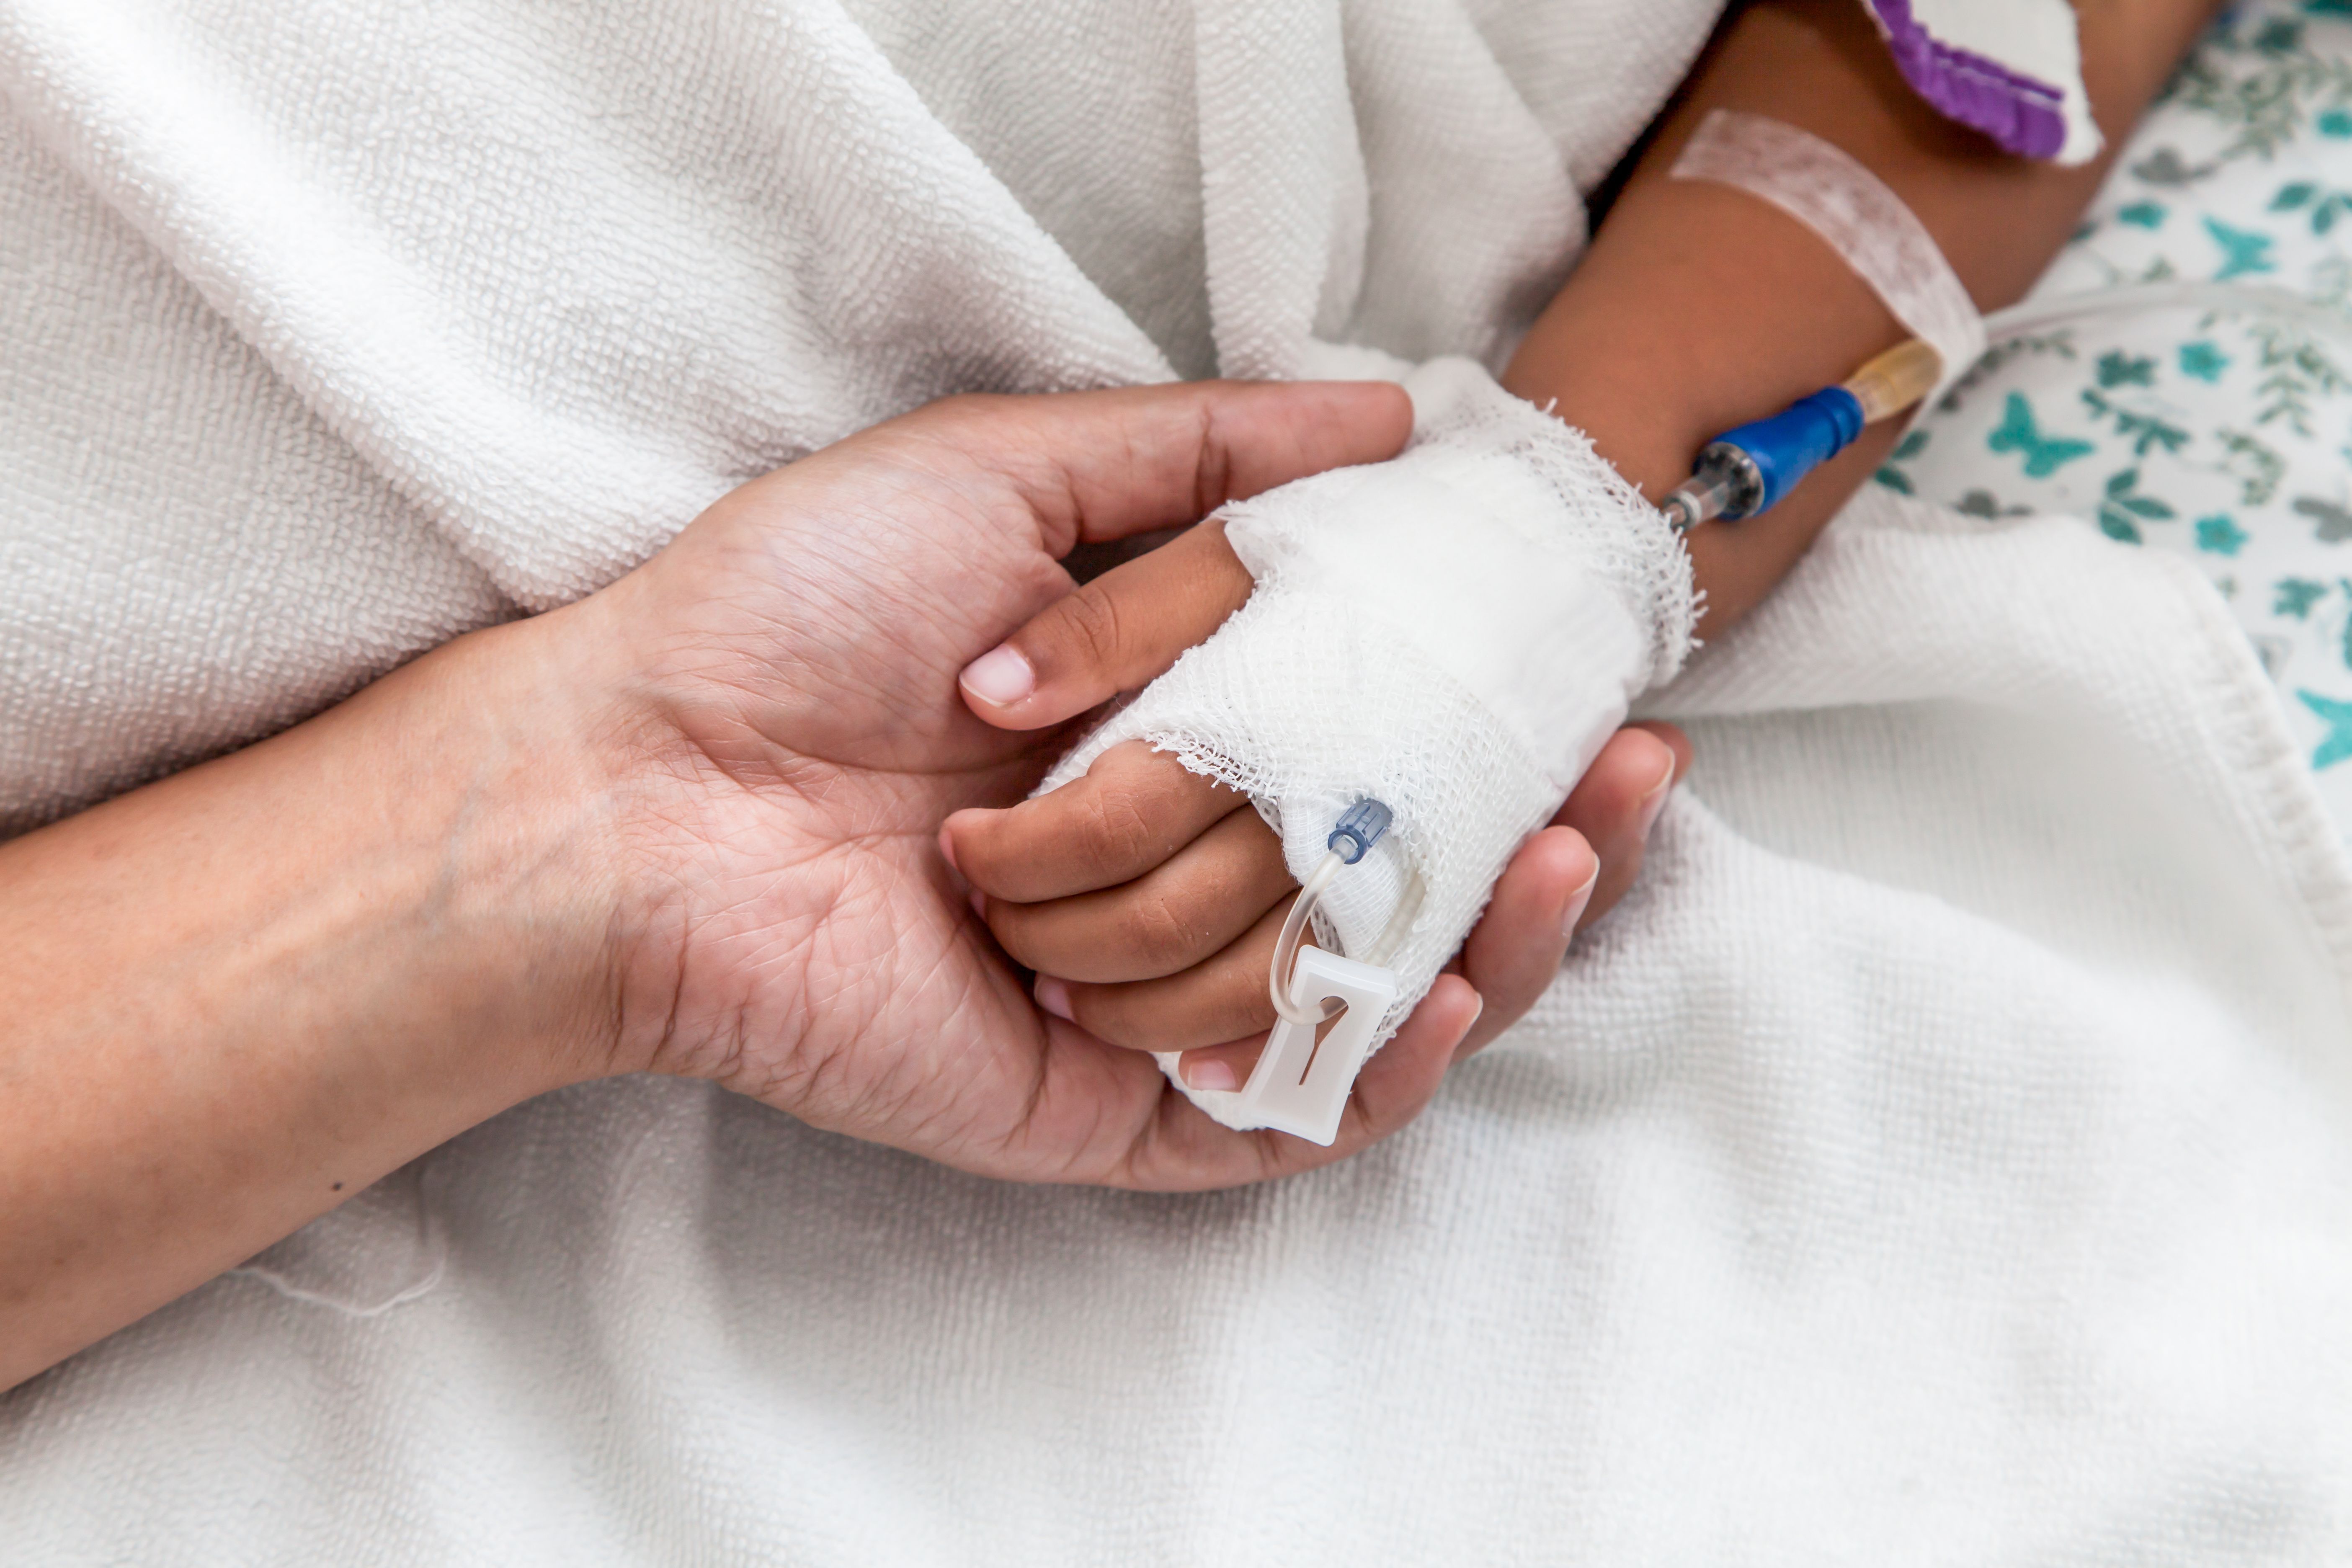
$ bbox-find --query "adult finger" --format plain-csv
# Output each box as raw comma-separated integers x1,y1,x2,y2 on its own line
1561,720,1689,938
1446,826,1596,1060
908,379,1412,557
1453,721,1689,1056
957,521,1254,730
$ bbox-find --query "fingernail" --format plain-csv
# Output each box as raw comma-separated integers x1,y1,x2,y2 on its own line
1033,974,1075,1022
1451,987,1492,1063
1184,1056,1239,1092
1637,763,1675,838
959,644,1035,707
970,888,987,919
937,823,961,877
1560,870,1598,942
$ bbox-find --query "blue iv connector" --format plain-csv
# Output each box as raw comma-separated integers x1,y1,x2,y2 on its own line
1661,384,1866,531
1327,799,1392,865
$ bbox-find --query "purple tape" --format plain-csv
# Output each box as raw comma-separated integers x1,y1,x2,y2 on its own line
1866,0,2069,161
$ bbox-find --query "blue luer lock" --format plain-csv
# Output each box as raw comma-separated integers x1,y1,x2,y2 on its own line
1706,384,1865,518
1328,799,1393,865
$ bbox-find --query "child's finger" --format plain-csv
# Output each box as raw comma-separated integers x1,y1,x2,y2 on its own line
944,740,1249,904
1170,727,1690,1078
980,807,1295,983
1033,904,1289,1054
957,521,1254,730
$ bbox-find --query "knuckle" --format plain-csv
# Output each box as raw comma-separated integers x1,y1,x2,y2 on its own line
1054,581,1128,676
1121,893,1199,972
1191,403,1233,516
1224,968,1277,1032
1073,782,1162,873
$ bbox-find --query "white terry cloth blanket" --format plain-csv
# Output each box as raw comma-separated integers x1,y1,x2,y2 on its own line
8,493,2352,1564
0,0,1712,827
5,0,2352,1562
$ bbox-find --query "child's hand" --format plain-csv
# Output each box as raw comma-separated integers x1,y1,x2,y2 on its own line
943,522,1690,1093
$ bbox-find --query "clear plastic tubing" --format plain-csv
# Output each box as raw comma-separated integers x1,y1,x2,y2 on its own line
1269,799,1392,1028
1269,852,1346,1027
1660,337,1941,532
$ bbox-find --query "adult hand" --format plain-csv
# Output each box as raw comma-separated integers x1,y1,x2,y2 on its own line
576,382,1683,1181
0,379,1682,1391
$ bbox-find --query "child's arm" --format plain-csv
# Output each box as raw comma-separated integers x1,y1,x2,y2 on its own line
1511,0,2217,634
946,0,2220,1091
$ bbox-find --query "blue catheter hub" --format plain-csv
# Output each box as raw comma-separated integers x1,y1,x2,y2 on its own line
1706,384,1865,518
1663,339,1939,532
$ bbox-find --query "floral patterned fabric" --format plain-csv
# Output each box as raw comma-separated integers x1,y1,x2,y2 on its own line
1885,0,2352,833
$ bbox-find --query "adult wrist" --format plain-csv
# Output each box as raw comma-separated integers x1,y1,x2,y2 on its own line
0,588,656,1387
509,567,812,1091
374,600,652,1096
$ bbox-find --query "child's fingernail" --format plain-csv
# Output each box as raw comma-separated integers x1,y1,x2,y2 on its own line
1560,870,1599,941
959,644,1035,707
1033,975,1074,1021
1184,1055,1239,1092
937,823,961,877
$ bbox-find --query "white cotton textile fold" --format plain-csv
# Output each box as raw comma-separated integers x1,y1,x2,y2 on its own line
0,0,1719,830
0,0,1180,619
1038,359,1693,1119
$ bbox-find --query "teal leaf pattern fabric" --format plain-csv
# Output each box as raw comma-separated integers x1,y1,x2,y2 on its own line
1882,0,2352,833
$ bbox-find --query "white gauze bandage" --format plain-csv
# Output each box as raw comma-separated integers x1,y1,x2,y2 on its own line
1037,358,1695,1131
1670,109,1987,405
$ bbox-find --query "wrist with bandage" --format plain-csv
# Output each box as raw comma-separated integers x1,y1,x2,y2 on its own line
1034,357,1697,1132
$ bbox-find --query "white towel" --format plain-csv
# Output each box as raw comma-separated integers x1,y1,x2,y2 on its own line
4,0,2349,1560
9,494,2349,1564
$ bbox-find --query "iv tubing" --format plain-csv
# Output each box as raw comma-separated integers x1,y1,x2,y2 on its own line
1269,851,1346,1026
1982,281,2352,344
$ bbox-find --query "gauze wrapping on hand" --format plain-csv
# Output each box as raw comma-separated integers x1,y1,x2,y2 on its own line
1038,358,1695,1130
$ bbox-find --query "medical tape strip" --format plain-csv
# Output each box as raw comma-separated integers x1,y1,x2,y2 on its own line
1669,109,1986,402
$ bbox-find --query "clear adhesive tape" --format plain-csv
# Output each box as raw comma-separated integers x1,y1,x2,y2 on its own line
1669,109,1986,405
